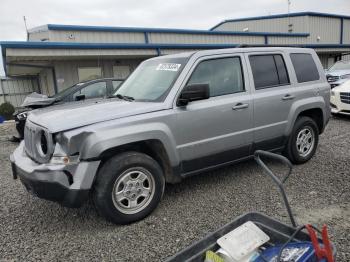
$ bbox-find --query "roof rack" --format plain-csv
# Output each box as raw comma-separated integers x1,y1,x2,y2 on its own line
235,44,305,48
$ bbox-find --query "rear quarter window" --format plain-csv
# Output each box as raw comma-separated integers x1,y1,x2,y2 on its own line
290,53,320,83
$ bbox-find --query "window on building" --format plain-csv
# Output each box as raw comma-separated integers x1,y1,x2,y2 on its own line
249,54,290,89
113,65,131,79
78,67,102,82
187,57,244,97
290,53,320,83
73,81,107,100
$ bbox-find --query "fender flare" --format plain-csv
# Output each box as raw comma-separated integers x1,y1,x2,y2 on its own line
79,122,180,167
285,97,326,137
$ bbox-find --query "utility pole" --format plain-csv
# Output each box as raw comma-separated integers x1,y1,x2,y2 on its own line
23,16,29,41
287,0,293,33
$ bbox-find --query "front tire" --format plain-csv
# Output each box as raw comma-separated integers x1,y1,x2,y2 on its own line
93,151,165,224
284,116,319,164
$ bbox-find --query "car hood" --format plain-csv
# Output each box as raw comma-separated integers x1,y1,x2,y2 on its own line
333,80,350,92
327,69,350,77
28,99,168,133
21,92,56,107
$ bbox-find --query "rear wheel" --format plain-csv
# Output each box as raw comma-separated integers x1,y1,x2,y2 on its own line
93,151,165,224
284,116,319,164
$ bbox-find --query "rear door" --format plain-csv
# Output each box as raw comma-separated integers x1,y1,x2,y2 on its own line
246,52,296,150
173,54,254,173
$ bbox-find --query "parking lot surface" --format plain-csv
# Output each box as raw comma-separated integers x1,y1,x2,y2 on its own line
0,117,349,261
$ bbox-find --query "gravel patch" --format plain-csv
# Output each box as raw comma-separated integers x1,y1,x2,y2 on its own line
0,117,349,261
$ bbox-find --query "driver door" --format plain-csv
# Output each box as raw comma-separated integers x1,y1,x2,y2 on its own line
173,55,254,174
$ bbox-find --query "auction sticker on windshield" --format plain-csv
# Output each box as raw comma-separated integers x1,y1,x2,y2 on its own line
156,63,181,71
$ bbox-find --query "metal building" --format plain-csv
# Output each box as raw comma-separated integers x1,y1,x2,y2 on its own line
1,11,350,98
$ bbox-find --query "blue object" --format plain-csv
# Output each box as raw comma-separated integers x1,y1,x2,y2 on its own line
254,242,327,262
44,24,310,37
0,116,4,124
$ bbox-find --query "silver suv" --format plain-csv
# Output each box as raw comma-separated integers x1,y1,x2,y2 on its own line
10,47,330,224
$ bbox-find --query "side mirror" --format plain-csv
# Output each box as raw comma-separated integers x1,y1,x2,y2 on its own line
75,94,86,101
177,83,210,106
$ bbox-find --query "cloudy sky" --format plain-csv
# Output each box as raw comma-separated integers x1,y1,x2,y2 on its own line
0,0,349,75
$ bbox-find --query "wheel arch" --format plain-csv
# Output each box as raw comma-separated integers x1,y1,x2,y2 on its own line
297,108,324,134
286,98,327,137
94,139,181,184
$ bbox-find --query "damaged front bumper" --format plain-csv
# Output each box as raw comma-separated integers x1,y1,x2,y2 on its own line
10,142,100,208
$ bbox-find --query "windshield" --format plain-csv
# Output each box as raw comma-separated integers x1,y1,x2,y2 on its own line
50,82,86,99
114,57,189,102
329,61,350,71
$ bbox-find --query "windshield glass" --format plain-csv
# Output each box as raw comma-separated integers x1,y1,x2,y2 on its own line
329,61,350,71
50,82,86,99
114,57,189,102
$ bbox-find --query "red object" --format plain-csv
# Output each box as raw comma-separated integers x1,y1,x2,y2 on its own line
305,224,334,262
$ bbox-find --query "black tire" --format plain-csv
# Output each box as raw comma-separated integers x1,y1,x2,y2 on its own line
93,151,165,224
284,116,319,164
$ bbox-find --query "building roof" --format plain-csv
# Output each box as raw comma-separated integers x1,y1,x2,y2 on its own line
0,41,239,50
2,41,350,52
211,11,350,30
27,23,309,37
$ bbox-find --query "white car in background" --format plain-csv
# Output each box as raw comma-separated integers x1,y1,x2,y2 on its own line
330,80,350,115
326,60,350,88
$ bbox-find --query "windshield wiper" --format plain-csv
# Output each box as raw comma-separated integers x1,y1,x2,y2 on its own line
115,94,135,102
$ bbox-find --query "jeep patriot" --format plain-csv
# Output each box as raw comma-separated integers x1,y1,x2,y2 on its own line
10,47,330,224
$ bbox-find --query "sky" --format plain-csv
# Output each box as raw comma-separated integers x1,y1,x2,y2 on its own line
0,0,349,75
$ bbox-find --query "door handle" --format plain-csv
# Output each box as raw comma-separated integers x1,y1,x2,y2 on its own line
232,103,249,110
282,94,295,101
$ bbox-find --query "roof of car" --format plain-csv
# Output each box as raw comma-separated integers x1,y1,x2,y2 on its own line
194,46,314,55
149,46,315,61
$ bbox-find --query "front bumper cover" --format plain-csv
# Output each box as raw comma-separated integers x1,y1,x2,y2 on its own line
10,142,100,208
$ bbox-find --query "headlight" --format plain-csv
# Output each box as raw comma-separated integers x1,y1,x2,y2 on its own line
331,90,335,96
35,129,54,162
24,121,53,163
17,111,28,120
340,74,350,79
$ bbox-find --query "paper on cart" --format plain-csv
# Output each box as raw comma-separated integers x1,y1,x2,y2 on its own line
217,221,269,261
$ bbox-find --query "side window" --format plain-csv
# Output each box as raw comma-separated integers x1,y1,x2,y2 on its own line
249,54,290,89
112,80,123,91
187,57,244,97
290,53,320,83
73,81,107,100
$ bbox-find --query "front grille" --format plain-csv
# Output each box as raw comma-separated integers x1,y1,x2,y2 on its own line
327,75,339,83
340,92,350,104
24,120,39,160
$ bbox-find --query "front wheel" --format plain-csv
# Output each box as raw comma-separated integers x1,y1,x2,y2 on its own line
284,116,319,164
93,151,165,224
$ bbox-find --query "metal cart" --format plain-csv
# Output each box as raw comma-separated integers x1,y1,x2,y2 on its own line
165,150,336,262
